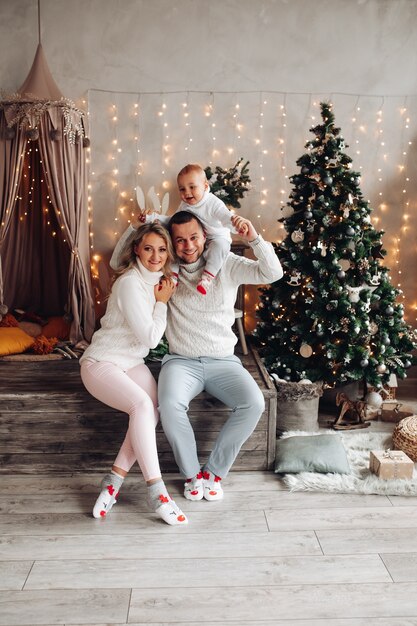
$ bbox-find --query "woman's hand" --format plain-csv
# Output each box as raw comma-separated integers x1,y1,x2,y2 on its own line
154,277,176,303
231,215,258,241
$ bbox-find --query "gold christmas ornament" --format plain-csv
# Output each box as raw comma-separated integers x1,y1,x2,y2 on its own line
339,259,351,271
299,343,313,358
291,229,304,243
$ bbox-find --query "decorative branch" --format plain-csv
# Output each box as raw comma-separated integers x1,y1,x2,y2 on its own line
205,158,251,209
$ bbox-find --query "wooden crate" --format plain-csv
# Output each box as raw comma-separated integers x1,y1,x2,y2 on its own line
0,347,276,474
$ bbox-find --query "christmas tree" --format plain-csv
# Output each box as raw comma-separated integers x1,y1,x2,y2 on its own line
205,158,251,209
253,102,416,389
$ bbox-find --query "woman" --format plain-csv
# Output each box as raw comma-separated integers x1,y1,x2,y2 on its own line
80,222,187,526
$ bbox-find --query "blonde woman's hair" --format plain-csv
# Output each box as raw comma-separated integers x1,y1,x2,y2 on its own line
115,222,174,279
177,163,207,183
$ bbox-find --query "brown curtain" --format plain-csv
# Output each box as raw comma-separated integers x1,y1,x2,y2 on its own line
0,112,26,307
2,140,70,315
38,108,95,342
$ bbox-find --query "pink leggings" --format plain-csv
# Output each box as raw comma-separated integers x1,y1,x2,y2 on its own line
80,360,161,481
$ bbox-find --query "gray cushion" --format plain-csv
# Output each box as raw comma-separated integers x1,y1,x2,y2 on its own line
275,434,351,474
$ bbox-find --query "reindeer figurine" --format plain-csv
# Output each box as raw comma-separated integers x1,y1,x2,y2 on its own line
333,392,371,430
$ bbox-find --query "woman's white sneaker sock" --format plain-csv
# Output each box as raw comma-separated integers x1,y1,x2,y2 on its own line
93,471,124,519
147,479,188,526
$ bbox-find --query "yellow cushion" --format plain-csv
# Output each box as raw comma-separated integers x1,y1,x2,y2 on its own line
0,327,35,356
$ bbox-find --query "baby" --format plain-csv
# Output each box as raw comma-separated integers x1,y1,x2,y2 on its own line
140,163,248,294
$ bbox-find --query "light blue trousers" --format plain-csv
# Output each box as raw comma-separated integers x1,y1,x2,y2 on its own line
158,354,265,479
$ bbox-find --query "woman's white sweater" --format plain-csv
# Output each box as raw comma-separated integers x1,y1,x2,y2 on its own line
80,259,167,371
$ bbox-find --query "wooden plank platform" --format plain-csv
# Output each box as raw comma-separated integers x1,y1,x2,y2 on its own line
0,346,277,473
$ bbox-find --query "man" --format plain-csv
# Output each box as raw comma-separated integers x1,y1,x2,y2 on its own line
111,210,282,502
158,210,283,501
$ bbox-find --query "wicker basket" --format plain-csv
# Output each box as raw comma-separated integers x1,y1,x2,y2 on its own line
274,381,324,434
392,415,417,462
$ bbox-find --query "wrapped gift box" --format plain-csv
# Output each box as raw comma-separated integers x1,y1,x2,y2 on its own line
369,449,414,480
378,401,414,423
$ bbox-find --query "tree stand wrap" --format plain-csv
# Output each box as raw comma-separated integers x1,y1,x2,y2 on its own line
275,381,324,434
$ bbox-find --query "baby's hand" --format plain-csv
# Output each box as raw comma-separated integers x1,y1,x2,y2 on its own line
231,214,256,240
138,210,147,224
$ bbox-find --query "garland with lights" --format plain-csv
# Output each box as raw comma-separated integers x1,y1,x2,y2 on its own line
204,158,251,209
253,101,416,389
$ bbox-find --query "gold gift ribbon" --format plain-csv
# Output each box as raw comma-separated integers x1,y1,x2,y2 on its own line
382,448,404,478
382,448,403,459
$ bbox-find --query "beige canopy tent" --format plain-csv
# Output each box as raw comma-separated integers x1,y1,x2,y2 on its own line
0,44,95,342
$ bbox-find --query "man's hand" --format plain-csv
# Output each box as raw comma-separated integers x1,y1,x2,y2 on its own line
231,215,258,241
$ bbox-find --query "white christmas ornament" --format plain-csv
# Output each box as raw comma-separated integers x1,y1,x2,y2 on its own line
317,241,327,257
369,321,378,335
287,270,302,286
346,285,366,303
271,373,288,384
365,391,383,409
369,272,381,286
280,206,295,219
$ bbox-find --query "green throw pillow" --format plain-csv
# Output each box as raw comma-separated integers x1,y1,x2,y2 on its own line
275,434,351,474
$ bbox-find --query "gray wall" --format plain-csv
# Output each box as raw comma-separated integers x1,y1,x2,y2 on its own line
1,0,416,326
2,0,416,96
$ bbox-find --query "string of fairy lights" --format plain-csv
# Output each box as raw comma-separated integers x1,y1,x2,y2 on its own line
85,89,417,323
13,142,68,243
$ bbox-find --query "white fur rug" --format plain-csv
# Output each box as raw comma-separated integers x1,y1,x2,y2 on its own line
281,429,417,496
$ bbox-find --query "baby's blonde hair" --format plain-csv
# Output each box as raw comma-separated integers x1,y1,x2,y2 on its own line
177,163,207,184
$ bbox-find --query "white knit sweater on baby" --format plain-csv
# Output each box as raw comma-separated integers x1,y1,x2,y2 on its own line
146,191,235,241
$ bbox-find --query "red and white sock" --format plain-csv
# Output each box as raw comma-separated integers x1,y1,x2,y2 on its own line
92,470,124,519
147,479,188,526
197,270,215,295
184,471,204,501
202,470,224,501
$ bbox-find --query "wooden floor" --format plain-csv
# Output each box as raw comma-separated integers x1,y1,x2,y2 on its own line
1,369,417,625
